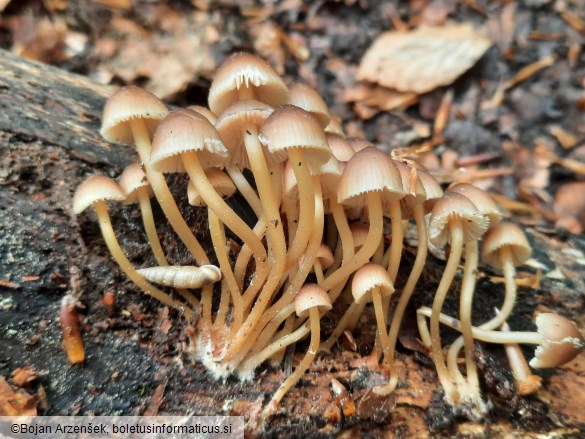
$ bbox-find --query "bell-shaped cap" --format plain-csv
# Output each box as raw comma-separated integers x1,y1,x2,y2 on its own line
118,164,153,205
208,52,289,115
73,175,126,214
101,86,168,144
352,263,395,305
150,109,228,172
295,284,332,318
482,221,532,268
530,313,584,368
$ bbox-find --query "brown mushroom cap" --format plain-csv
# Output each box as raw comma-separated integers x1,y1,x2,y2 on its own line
258,105,332,169
187,105,218,124
352,263,395,305
428,192,489,248
349,222,370,250
324,117,346,138
327,134,355,162
448,182,502,228
208,52,289,115
315,244,335,269
101,86,169,144
288,83,331,128
337,146,405,208
150,110,228,172
530,313,585,368
481,221,532,268
118,164,153,204
73,175,126,214
415,165,444,212
346,137,374,153
295,284,332,318
214,99,277,168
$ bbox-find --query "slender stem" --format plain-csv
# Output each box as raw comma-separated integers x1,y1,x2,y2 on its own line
320,192,384,291
137,188,168,266
379,205,427,395
183,153,269,291
94,201,191,319
460,240,481,403
373,290,391,362
285,148,315,267
430,219,463,403
208,208,243,331
226,166,263,217
266,308,321,408
320,301,365,352
416,307,544,344
130,118,209,265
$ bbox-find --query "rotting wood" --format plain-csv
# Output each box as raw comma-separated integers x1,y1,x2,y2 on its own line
0,50,584,437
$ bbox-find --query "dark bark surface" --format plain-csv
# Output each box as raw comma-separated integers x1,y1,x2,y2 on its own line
1,49,584,438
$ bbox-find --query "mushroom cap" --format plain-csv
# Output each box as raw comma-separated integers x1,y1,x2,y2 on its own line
448,182,502,228
187,168,236,206
428,192,490,248
349,222,370,249
258,105,332,169
288,83,331,128
215,100,278,168
315,244,335,269
208,52,289,115
327,134,355,162
481,221,532,268
346,137,374,153
530,313,585,368
73,175,126,214
337,146,405,208
101,86,169,144
187,105,218,124
295,283,332,318
394,159,426,217
150,109,228,172
415,165,443,212
311,154,342,199
118,163,153,204
324,117,345,138
352,263,395,305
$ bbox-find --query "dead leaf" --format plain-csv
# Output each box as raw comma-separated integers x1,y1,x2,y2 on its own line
343,83,418,119
554,181,585,234
0,377,37,416
356,23,491,94
11,367,39,387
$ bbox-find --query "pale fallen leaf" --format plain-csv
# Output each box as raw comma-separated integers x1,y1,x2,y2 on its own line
554,181,585,234
343,83,418,119
357,23,491,94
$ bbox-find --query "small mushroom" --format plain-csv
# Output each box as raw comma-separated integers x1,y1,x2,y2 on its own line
265,284,332,412
73,175,190,317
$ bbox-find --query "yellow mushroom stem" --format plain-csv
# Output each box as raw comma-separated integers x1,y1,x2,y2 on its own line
219,124,287,363
264,306,322,412
429,218,464,404
376,204,427,395
207,208,243,331
94,200,192,319
285,148,315,268
130,118,209,266
182,153,269,297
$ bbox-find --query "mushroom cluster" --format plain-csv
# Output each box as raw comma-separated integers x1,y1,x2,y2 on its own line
73,52,584,418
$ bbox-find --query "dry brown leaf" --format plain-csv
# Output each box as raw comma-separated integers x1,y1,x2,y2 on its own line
550,126,577,149
356,23,491,94
11,367,39,387
554,181,585,233
0,377,37,416
344,83,418,119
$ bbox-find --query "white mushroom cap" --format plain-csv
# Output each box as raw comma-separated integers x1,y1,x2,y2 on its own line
530,313,585,368
448,182,502,228
289,82,331,128
295,284,332,318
